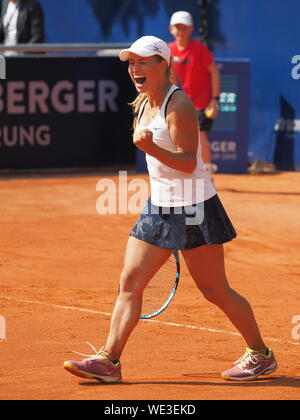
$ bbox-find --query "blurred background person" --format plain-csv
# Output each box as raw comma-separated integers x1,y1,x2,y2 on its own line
0,0,44,51
169,11,220,178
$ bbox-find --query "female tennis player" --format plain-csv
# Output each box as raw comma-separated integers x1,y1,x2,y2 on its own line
64,36,277,383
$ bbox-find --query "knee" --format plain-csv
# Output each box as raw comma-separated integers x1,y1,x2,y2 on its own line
200,286,232,307
118,267,145,297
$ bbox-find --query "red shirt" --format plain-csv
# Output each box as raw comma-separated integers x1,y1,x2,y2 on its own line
169,39,214,110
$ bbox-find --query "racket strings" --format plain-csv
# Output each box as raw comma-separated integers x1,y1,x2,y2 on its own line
142,254,178,317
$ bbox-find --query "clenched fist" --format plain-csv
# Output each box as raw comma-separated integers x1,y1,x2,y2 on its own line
133,129,155,154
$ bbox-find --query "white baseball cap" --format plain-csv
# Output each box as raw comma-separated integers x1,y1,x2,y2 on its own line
119,36,171,65
170,11,194,27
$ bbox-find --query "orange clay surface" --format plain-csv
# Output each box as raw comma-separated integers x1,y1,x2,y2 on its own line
0,170,299,400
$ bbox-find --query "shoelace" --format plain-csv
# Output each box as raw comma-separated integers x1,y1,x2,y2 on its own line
72,342,106,361
235,351,259,370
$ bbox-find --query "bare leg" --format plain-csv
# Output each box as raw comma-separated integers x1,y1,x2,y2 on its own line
103,237,172,361
182,244,267,353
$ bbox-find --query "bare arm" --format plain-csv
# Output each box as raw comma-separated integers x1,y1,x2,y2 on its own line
208,62,221,98
205,62,221,119
133,92,199,173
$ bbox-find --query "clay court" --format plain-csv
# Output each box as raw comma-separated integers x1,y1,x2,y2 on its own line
0,170,299,400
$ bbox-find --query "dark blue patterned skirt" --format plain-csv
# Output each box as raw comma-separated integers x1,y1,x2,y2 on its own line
130,194,237,250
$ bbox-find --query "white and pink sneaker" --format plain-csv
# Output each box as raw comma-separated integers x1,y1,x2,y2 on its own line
221,348,277,381
64,343,121,383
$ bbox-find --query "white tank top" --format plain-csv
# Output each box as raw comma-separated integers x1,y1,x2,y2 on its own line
136,85,216,207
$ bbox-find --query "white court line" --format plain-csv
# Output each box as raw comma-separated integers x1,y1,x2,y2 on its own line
0,294,299,346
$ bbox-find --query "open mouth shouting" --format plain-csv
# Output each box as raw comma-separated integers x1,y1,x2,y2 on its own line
133,76,147,88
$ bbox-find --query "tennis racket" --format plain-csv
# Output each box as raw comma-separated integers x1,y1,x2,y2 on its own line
140,250,180,319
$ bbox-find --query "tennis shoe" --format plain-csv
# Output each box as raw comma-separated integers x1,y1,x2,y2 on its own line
64,342,121,383
221,348,277,381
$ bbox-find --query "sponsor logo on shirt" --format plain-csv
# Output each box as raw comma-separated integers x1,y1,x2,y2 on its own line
173,56,191,65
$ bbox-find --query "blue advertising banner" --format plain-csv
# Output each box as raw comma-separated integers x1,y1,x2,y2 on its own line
209,0,300,171
208,59,250,174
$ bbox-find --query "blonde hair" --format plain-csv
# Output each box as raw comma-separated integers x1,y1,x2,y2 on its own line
129,55,172,130
130,93,148,130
